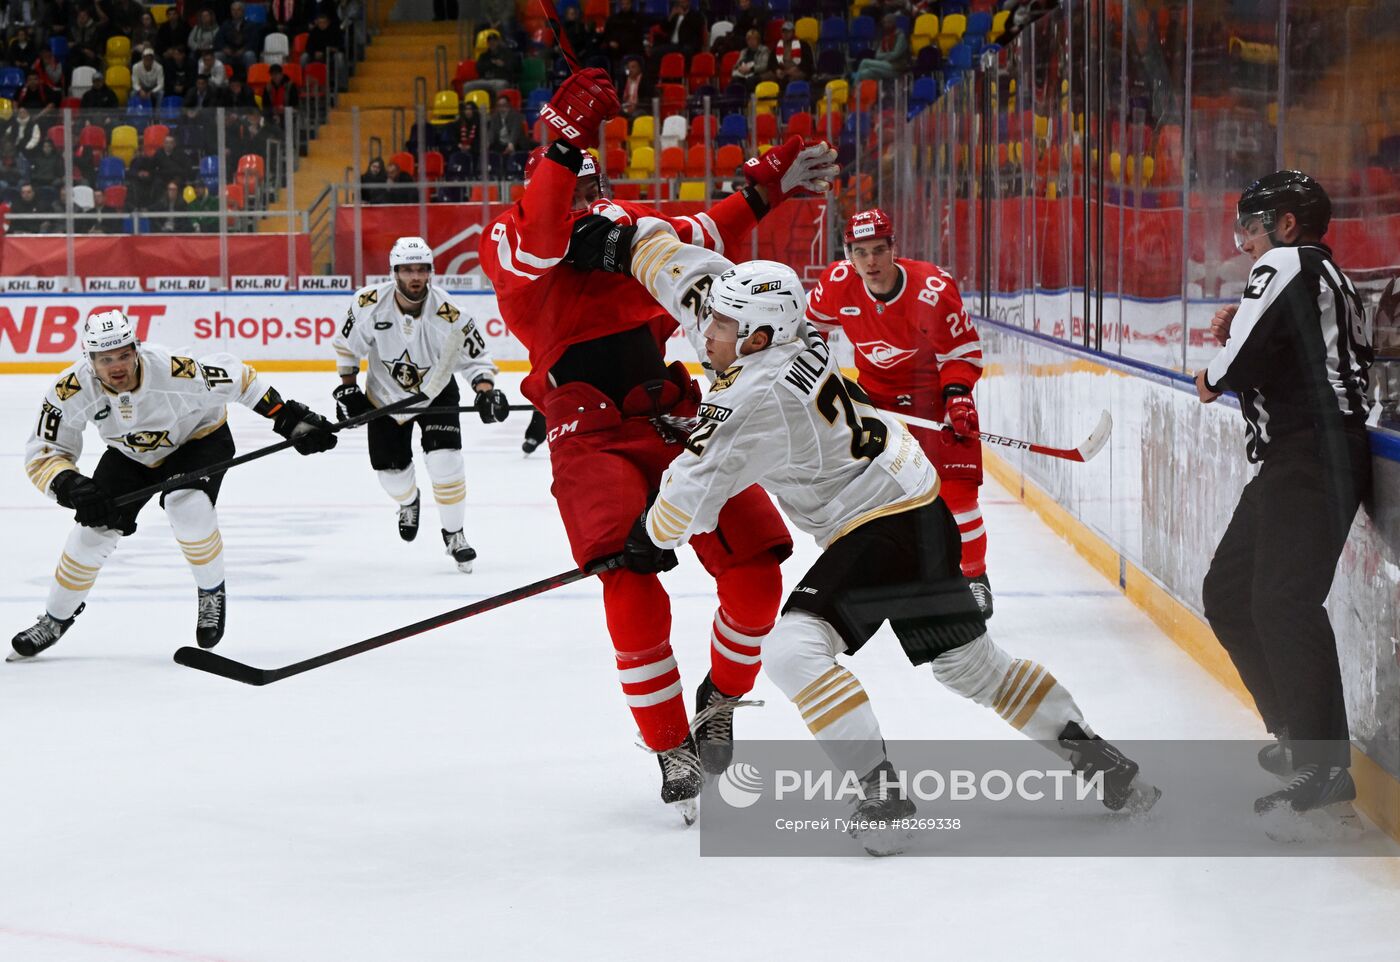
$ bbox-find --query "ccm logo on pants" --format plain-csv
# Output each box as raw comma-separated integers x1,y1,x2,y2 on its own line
548,420,580,443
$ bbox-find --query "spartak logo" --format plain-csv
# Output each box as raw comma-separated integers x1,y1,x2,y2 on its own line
432,223,485,275
854,340,917,369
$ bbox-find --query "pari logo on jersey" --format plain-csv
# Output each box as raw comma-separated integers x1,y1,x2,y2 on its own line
854,340,918,370
382,349,431,391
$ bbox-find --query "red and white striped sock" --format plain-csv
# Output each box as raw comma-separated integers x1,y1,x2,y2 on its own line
617,642,689,751
708,609,769,697
953,505,987,577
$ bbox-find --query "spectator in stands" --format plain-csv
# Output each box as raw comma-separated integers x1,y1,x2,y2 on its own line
85,187,114,232
731,27,772,89
486,92,528,177
69,7,105,70
153,135,190,184
199,48,228,88
186,180,218,230
7,27,37,66
158,6,191,52
360,155,387,202
15,71,56,120
164,45,196,101
382,158,416,203
305,11,343,68
27,137,63,187
35,48,66,98
73,139,104,184
475,32,517,91
603,0,646,62
769,20,813,84
854,13,909,82
9,183,52,228
270,0,308,37
660,0,705,58
0,146,26,188
153,179,187,232
560,4,594,59
127,155,163,210
104,0,144,37
731,0,769,52
444,102,480,178
224,73,257,110
218,2,264,70
133,10,161,54
184,73,224,110
44,0,75,42
80,68,120,111
618,54,652,119
188,10,220,55
133,46,165,101
2,104,42,155
262,63,299,126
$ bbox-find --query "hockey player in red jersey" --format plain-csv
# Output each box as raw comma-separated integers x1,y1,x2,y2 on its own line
478,68,839,820
806,208,994,616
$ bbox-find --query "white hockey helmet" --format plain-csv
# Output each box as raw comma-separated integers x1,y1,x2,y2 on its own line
704,260,806,346
389,236,434,271
82,309,137,354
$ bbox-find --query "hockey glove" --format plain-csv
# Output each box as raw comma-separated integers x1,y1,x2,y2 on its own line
624,508,679,575
332,383,375,422
473,384,511,424
564,214,637,275
742,135,840,203
538,67,619,150
272,400,340,455
52,470,119,529
943,384,979,438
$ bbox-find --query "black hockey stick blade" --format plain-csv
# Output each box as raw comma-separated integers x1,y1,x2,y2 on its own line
172,556,624,686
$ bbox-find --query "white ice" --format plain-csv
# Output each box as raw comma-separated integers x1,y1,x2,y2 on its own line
0,371,1396,962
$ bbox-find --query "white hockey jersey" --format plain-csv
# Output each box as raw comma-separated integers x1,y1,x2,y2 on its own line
332,281,497,409
627,225,940,550
25,343,275,496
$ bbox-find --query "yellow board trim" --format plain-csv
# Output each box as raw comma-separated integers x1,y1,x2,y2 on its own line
983,446,1400,843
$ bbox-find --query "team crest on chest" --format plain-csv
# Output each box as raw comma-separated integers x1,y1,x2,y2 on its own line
382,349,431,391
854,340,917,370
120,430,175,453
358,289,379,308
711,367,742,392
436,302,460,324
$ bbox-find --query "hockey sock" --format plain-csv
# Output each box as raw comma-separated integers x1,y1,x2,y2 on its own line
424,448,466,533
763,611,886,778
47,524,121,620
165,488,225,590
711,557,782,696
600,568,689,751
941,480,987,578
930,633,1089,748
377,466,419,505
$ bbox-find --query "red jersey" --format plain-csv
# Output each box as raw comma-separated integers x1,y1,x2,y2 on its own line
805,257,982,412
478,150,761,405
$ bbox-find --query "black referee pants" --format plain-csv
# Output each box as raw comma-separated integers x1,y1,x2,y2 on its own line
1201,427,1371,769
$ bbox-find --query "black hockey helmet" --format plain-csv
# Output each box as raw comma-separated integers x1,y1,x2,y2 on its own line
1235,169,1331,249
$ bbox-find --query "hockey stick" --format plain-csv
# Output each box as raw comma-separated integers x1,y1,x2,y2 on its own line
414,403,538,416
538,0,583,72
173,555,625,685
892,408,1114,463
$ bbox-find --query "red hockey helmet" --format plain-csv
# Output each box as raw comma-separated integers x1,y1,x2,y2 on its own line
843,208,895,245
523,145,599,185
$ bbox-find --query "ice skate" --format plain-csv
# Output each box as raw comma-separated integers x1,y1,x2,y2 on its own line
9,603,85,661
691,673,763,775
1059,722,1162,814
1255,764,1363,842
849,760,917,856
1258,730,1295,779
398,493,421,542
655,735,702,825
195,582,226,649
968,572,994,620
522,411,547,455
442,528,476,573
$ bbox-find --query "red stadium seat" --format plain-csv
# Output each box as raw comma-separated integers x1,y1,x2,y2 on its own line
689,52,716,90
660,146,684,177
658,52,686,86
389,151,415,177
684,144,710,177
785,111,813,139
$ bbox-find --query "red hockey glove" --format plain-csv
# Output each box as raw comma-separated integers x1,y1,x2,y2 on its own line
943,385,979,438
537,67,619,150
742,135,840,202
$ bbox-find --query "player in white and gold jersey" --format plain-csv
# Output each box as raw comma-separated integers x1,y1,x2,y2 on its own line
15,310,337,659
331,236,507,572
565,219,1160,853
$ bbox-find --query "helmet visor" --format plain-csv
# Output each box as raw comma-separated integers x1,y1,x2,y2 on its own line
702,308,741,344
1233,210,1274,252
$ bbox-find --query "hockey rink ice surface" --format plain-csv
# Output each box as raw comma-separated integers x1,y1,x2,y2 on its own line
0,371,1397,962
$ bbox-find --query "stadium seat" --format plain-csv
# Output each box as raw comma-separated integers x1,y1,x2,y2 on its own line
72,184,94,210
432,90,460,124
465,89,490,113
967,11,992,43
720,50,741,83
785,111,813,139
583,0,609,28
755,112,778,145
678,181,706,201
754,80,780,115
625,145,656,180
49,36,68,62
819,17,847,51
247,63,272,95
848,15,876,48
603,115,628,147
795,17,819,45
0,67,23,100
79,125,108,150
498,88,521,110
238,153,266,183
711,20,735,49
105,35,131,68
225,183,245,210
244,3,269,24
424,151,445,180
263,32,290,65
97,156,125,188
715,143,745,174
823,78,849,110
947,43,973,72
292,32,309,60
102,184,127,210
303,62,329,99
474,29,500,59
910,76,938,111
452,59,477,95
109,125,138,164
105,66,131,106
661,114,688,150
142,124,170,155
782,80,810,118
658,84,687,117
660,146,684,178
937,14,967,56
658,52,686,86
149,3,172,23
717,113,748,145
689,52,716,90
389,151,414,178
69,65,98,98
856,78,878,110
629,115,655,150
606,147,627,179
684,144,710,177
689,114,717,145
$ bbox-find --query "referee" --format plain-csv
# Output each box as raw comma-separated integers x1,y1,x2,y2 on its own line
1195,170,1373,823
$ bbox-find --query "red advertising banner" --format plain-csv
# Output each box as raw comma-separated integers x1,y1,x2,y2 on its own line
1,234,312,282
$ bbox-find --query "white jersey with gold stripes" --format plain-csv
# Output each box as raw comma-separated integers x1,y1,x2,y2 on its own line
25,343,272,496
332,280,497,408
627,224,940,550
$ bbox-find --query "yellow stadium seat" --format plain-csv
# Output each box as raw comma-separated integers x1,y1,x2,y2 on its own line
431,89,459,124
110,125,139,164
911,34,930,55
1141,155,1155,185
1110,151,1122,180
795,17,820,46
1033,114,1048,140
149,4,173,24
823,79,849,110
937,13,966,56
474,28,501,59
678,180,706,201
465,89,490,113
625,145,656,180
106,66,131,106
913,13,938,43
754,80,779,115
629,115,655,150
105,35,131,67
990,10,1010,42
0,97,12,122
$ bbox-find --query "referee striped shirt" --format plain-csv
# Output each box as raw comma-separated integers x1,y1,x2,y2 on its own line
1205,243,1373,462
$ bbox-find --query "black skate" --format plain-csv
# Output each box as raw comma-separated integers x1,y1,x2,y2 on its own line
656,734,703,825
849,759,917,856
196,582,226,648
8,603,85,661
1255,764,1362,842
1258,730,1295,779
442,528,476,573
522,411,547,455
968,573,994,620
1059,721,1161,814
691,673,763,775
398,493,421,542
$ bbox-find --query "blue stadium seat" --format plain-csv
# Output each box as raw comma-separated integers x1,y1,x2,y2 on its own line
768,0,791,15
718,112,749,146
644,0,669,17
0,66,24,98
909,76,938,111
819,17,847,51
199,155,220,180
243,3,269,24
98,156,126,188
947,43,974,72
49,36,69,61
159,100,183,124
781,80,810,119
967,11,993,39
848,16,876,48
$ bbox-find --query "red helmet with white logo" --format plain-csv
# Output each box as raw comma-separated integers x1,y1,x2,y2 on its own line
843,208,895,245
524,146,599,186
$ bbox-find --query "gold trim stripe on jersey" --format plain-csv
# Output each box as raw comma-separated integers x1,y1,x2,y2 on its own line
54,552,101,591
432,480,466,505
178,531,224,566
794,665,870,735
